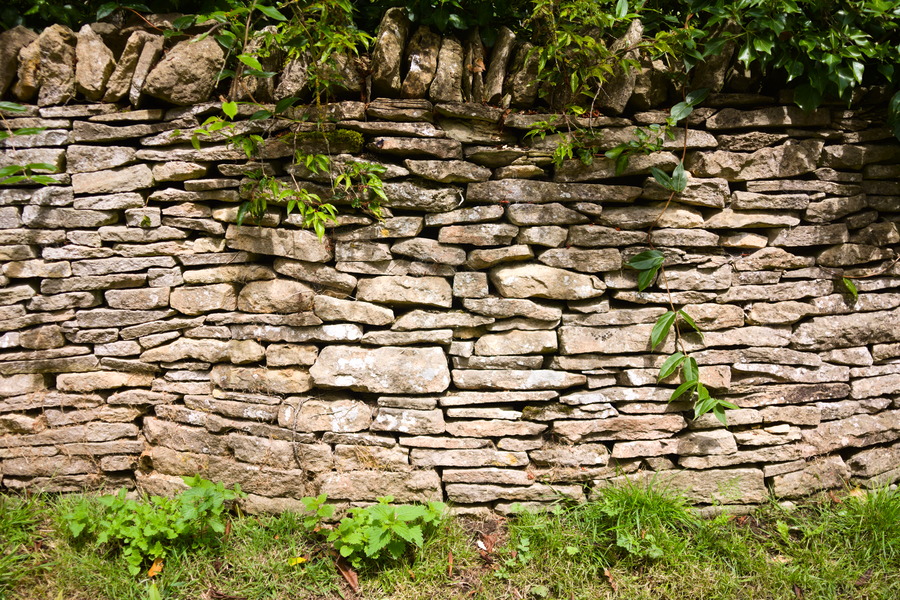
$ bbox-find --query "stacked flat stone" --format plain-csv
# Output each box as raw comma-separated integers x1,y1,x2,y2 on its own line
0,15,899,515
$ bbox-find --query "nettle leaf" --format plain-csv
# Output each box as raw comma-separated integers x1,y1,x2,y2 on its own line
650,311,676,350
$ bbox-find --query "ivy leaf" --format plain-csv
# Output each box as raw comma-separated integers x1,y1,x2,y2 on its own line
650,311,676,350
794,83,822,112
256,4,288,21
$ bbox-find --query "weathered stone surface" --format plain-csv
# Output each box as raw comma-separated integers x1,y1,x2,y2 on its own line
793,308,900,350
225,225,332,262
429,34,464,102
236,279,315,314
279,398,371,433
317,470,440,503
371,7,410,97
555,415,686,443
772,456,850,498
490,263,605,300
802,411,900,454
74,24,115,101
707,107,830,129
141,339,263,364
688,139,823,181
370,136,462,159
410,448,528,467
210,365,312,394
847,443,900,478
474,330,557,356
538,248,622,273
468,180,641,204
600,468,766,504
56,371,152,392
357,276,452,308
312,296,393,326
401,26,441,98
0,26,37,97
372,407,445,434
452,369,585,391
311,346,450,394
71,164,153,195
143,36,225,105
169,284,238,315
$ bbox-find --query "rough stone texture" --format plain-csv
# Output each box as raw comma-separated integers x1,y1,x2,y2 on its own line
311,346,450,394
143,36,225,105
1,30,899,511
74,25,115,101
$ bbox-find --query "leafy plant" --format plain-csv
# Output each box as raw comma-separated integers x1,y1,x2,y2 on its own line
64,475,245,576
1,101,59,186
326,495,447,569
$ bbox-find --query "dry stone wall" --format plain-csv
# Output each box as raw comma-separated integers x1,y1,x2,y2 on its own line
1,14,900,514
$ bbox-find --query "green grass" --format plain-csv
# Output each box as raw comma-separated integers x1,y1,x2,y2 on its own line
3,483,900,600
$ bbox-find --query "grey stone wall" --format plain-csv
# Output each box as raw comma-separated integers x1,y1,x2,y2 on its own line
1,15,899,514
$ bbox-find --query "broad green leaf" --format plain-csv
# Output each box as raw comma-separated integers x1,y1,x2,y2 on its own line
615,0,628,19
637,266,659,291
677,309,703,335
842,277,858,300
670,380,695,402
275,96,298,113
685,87,709,107
0,166,22,177
794,84,822,112
682,356,698,382
13,127,45,136
670,161,687,193
658,352,686,379
238,54,263,71
650,311,676,350
650,166,674,190
222,101,238,119
256,4,288,20
250,110,273,120
627,250,665,271
96,2,118,20
669,101,693,122
0,101,28,113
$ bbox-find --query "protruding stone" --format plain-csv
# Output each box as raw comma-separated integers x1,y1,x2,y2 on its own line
429,35,464,102
143,36,225,105
74,24,115,101
371,7,411,97
490,263,606,300
311,346,450,394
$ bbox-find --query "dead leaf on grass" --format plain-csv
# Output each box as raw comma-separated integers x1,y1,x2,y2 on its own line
603,568,618,592
147,558,163,578
335,555,360,593
792,583,804,599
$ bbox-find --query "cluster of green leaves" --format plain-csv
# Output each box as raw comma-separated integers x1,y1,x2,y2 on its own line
526,0,640,109
1,101,59,186
326,496,447,569
605,87,708,174
63,475,245,576
627,249,738,423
